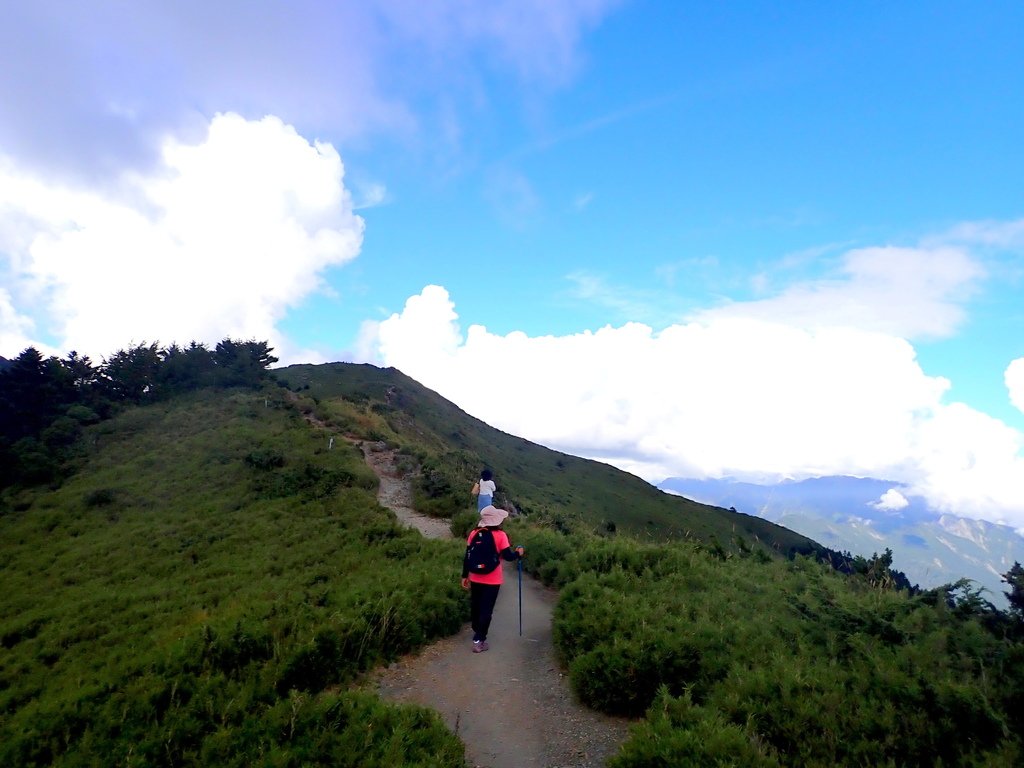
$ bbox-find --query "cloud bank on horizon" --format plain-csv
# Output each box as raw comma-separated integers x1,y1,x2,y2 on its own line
2,2,1023,531
366,279,1024,529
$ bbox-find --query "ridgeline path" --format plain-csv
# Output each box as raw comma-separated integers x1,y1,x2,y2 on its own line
356,441,632,768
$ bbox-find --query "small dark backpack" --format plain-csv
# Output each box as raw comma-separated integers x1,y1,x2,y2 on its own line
465,528,501,574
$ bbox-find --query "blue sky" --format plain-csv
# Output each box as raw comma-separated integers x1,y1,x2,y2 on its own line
2,1,1023,527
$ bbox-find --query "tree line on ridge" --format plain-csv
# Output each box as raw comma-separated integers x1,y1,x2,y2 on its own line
0,339,277,489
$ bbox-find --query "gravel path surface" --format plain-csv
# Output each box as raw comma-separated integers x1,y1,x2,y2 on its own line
356,442,632,767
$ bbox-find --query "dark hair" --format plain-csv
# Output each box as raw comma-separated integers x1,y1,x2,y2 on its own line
480,469,493,481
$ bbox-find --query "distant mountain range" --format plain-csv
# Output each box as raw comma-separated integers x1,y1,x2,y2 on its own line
658,475,1024,607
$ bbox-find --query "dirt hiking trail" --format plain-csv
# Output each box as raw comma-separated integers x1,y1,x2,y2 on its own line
357,442,632,768
359,440,453,540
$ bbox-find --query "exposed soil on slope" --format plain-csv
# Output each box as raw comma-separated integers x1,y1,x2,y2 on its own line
356,442,632,768
358,440,453,540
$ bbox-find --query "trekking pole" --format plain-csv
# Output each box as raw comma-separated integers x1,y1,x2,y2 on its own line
516,546,523,636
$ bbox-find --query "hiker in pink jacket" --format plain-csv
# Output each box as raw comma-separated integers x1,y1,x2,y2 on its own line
461,505,524,653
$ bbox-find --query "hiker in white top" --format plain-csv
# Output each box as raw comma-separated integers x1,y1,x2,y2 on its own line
472,468,496,511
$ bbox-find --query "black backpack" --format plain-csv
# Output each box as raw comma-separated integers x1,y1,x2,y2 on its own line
465,528,501,574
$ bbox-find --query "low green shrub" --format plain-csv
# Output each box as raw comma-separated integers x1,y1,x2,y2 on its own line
609,689,779,767
83,487,116,507
514,526,578,587
196,690,465,768
545,530,1022,765
244,445,285,470
65,404,100,424
253,461,362,499
450,508,478,539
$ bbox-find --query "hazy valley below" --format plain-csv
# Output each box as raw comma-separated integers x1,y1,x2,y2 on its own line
659,475,1024,607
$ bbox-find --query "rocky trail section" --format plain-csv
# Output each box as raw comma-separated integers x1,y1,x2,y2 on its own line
357,440,453,540
355,441,631,768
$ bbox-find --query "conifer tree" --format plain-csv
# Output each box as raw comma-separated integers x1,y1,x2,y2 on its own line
1004,562,1024,620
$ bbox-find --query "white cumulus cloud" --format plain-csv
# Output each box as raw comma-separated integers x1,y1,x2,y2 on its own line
0,288,38,358
871,489,910,511
0,113,363,361
366,285,1024,528
695,244,984,340
1007,358,1024,415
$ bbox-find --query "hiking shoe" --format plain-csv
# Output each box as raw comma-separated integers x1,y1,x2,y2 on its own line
472,640,489,653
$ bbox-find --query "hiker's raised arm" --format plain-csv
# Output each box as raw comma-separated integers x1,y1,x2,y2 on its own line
500,544,523,562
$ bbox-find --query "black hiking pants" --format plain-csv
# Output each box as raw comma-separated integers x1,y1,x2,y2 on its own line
470,582,501,642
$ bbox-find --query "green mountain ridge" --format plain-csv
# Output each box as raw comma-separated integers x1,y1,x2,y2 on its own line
276,362,830,560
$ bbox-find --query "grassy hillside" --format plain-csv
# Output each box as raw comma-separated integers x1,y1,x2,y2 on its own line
276,362,825,559
0,387,466,766
5,360,1018,765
